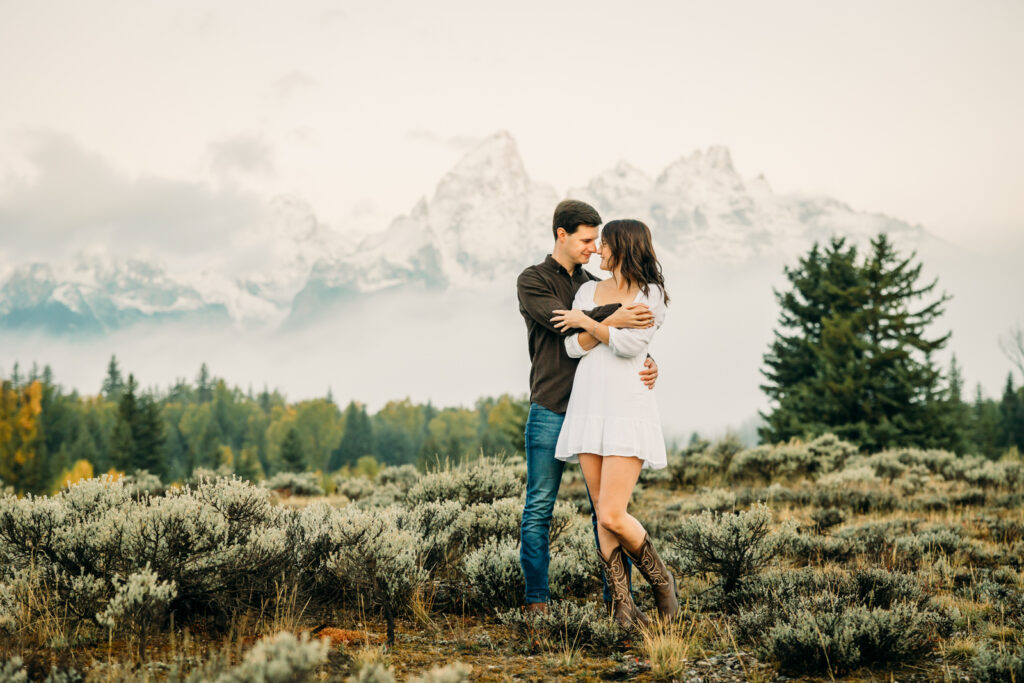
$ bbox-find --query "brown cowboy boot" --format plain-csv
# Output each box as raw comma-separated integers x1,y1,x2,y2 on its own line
623,534,679,622
599,546,650,630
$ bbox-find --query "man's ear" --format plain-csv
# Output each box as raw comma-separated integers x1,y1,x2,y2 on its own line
555,227,567,243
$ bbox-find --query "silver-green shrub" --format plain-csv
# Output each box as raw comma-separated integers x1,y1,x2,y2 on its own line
406,662,472,683
805,433,858,471
333,474,375,500
462,537,523,611
375,464,420,490
398,500,462,573
497,600,626,650
972,643,1024,682
548,520,602,599
262,471,325,496
733,567,951,675
122,469,165,498
407,459,523,505
345,662,395,683
96,565,177,658
324,506,426,644
0,475,293,627
670,504,786,594
213,631,328,683
0,658,26,683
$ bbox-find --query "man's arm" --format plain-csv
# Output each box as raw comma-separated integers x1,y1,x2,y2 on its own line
517,269,619,337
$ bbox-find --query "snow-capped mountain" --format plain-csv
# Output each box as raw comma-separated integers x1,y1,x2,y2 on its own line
0,131,935,335
0,255,229,335
570,146,926,263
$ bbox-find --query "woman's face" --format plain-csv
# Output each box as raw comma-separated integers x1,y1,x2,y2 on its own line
598,240,614,272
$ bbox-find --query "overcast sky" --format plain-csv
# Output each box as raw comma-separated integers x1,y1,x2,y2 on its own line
0,0,1021,264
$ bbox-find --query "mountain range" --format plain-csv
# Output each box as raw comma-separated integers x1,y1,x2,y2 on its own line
0,130,931,336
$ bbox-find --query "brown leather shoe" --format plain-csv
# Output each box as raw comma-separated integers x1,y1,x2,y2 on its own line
623,534,679,622
524,602,548,615
599,546,650,630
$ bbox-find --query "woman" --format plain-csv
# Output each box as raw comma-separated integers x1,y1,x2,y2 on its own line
550,218,677,629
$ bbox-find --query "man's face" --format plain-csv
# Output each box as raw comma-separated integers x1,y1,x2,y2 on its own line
561,225,599,264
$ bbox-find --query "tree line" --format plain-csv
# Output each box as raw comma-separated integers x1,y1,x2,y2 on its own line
2,232,1022,495
0,358,528,494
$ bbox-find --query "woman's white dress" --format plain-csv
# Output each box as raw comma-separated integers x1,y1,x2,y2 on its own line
554,280,667,470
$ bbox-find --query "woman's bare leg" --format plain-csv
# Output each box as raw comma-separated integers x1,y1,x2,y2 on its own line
578,453,620,557
595,455,647,552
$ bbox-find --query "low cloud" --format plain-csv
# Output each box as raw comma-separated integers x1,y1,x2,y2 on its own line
406,129,480,151
0,130,261,262
274,70,316,99
206,134,275,177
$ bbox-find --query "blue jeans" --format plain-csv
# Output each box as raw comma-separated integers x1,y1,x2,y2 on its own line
519,402,631,603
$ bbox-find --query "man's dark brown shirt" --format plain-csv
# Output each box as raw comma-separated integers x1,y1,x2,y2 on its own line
517,255,620,414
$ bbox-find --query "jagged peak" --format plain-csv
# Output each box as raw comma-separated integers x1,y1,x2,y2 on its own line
656,145,740,186
437,130,528,190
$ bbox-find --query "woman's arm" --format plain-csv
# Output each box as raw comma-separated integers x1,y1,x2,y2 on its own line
607,286,667,357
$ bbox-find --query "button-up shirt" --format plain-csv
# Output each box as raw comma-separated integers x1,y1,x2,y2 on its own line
517,255,620,414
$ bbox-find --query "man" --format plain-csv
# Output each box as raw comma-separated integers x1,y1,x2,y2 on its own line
517,199,658,611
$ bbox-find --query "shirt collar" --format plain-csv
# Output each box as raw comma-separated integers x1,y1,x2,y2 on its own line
543,254,578,278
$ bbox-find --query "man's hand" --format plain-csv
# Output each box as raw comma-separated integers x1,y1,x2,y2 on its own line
605,304,654,330
551,309,592,332
639,357,658,390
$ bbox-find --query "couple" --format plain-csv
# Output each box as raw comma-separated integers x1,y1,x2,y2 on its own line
516,199,677,629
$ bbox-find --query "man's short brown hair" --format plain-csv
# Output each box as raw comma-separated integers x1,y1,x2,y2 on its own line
552,199,602,239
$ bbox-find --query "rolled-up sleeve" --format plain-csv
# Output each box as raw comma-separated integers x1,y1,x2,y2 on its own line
564,333,590,358
608,285,667,357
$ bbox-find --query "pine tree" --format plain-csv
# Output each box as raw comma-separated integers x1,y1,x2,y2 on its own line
333,401,375,469
969,383,1003,458
110,375,139,472
760,234,951,450
760,238,865,443
110,374,165,475
102,355,124,402
940,355,970,455
134,396,166,476
280,427,306,472
196,363,213,404
999,373,1024,452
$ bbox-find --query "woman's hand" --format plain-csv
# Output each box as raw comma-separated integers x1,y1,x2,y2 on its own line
551,309,592,332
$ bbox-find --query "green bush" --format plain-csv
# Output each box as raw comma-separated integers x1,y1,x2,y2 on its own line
971,644,1024,683
670,504,785,594
462,538,523,612
733,568,951,675
497,600,627,650
407,459,523,506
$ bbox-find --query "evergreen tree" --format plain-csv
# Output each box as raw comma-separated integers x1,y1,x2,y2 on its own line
280,427,306,472
760,238,865,443
333,401,375,469
760,234,951,451
110,374,165,475
102,355,124,402
134,396,166,476
999,373,1024,451
940,355,970,455
110,375,138,472
196,363,213,404
969,383,1003,458
235,446,264,481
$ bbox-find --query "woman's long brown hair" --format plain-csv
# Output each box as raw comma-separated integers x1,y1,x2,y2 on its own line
601,219,670,305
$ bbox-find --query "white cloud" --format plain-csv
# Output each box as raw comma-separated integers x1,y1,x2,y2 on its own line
0,131,261,262
206,134,275,178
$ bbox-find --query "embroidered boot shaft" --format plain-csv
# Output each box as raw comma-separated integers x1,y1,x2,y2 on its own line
599,545,650,630
623,534,679,622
